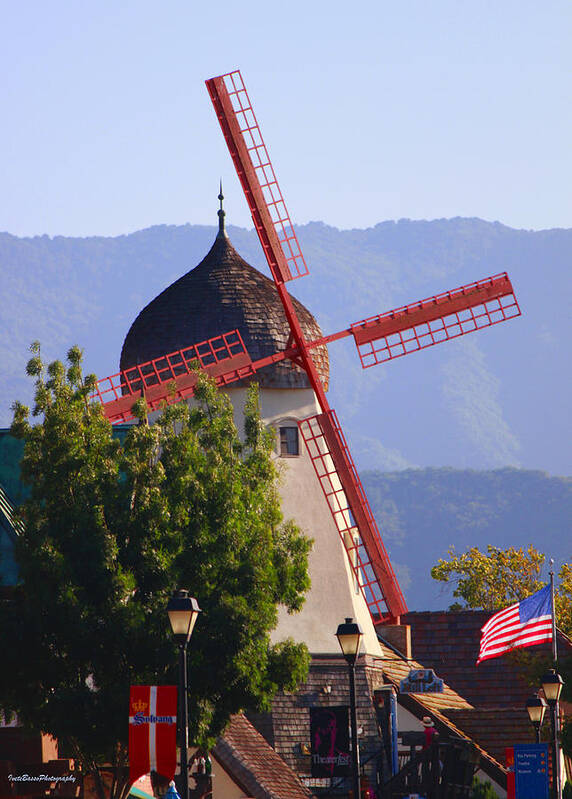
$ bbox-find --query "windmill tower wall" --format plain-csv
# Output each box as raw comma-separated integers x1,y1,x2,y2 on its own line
224,386,383,657
120,226,384,657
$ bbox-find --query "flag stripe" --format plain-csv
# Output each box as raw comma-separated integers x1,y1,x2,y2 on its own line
481,616,551,646
476,585,553,664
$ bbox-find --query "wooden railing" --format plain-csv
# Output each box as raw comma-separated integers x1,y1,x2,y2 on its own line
380,739,481,799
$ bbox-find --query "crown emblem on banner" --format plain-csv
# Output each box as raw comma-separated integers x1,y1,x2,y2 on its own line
132,699,148,713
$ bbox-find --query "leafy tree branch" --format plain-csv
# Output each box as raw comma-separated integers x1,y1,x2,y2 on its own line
0,345,312,799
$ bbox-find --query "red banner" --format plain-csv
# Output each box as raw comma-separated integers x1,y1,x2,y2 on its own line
506,747,515,799
129,686,177,784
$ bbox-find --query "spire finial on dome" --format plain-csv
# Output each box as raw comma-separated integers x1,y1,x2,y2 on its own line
217,179,227,238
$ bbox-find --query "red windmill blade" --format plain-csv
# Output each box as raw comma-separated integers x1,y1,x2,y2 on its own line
92,330,255,424
206,71,308,284
206,70,409,623
350,273,520,367
93,69,522,626
93,271,519,424
205,68,522,625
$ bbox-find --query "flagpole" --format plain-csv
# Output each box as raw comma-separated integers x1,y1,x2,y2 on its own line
549,559,562,799
550,559,558,665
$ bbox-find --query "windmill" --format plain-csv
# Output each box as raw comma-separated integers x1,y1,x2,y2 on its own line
91,70,521,630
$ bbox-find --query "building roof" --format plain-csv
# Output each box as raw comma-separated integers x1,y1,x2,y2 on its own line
120,230,329,390
214,713,313,799
393,609,572,786
377,651,473,713
374,648,507,787
443,708,535,766
402,610,572,709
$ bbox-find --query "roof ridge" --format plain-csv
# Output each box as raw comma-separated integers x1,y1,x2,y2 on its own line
213,713,312,799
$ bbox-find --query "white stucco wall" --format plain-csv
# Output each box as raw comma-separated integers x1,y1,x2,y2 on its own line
210,758,249,799
149,381,384,655
224,386,384,657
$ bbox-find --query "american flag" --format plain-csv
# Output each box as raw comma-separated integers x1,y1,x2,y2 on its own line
476,585,553,664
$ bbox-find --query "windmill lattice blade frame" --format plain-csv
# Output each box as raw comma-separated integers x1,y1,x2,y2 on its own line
206,70,308,283
93,330,254,423
299,410,407,623
351,272,520,368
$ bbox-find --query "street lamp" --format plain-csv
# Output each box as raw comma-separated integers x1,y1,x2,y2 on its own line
541,668,564,799
525,694,547,743
336,618,363,799
167,590,201,799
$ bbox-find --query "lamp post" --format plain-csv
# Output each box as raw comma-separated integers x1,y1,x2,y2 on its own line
525,694,547,743
167,590,201,799
336,618,363,799
541,668,564,799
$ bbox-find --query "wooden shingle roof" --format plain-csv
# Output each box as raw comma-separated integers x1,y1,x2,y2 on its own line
120,232,329,390
443,708,534,766
394,610,572,787
214,713,313,799
373,651,508,787
378,652,473,713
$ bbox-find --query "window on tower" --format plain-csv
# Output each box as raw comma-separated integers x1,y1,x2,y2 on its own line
279,426,299,457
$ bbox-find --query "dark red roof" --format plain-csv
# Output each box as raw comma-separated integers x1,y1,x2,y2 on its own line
214,713,313,799
400,610,572,781
120,232,329,390
376,651,506,785
443,708,534,766
402,610,572,709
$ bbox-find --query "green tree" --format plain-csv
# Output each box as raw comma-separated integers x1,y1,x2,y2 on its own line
0,344,311,799
431,545,571,634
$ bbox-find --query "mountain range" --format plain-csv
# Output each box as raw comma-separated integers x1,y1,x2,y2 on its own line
1,217,570,474
363,466,571,610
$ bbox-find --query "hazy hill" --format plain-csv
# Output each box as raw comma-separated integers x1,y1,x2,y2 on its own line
0,217,570,474
362,467,571,610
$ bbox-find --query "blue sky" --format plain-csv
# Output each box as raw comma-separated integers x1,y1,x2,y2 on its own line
2,0,571,237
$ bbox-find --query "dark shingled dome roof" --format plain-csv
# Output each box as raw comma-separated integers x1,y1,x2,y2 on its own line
120,231,329,390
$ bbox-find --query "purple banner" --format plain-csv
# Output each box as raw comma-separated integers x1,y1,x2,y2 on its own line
310,706,351,778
